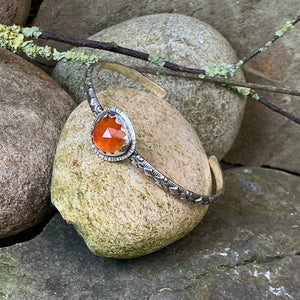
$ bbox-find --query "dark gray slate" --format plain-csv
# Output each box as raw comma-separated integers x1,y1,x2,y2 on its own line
0,167,299,299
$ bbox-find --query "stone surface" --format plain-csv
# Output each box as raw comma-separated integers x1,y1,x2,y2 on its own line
0,48,76,238
52,14,246,159
1,167,300,299
224,1,300,173
34,0,300,172
224,88,300,173
0,0,31,25
51,88,212,258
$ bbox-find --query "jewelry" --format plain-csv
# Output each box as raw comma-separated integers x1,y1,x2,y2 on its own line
85,62,224,204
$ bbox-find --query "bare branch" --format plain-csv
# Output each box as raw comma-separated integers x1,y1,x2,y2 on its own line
249,91,300,125
40,31,206,75
132,66,300,97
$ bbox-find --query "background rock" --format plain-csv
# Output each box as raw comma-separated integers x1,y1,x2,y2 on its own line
1,167,300,299
51,88,212,258
0,0,31,25
34,0,300,173
0,48,76,238
52,14,246,159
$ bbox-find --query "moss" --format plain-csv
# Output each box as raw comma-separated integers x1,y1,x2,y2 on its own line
190,273,208,281
111,42,119,49
73,222,90,240
215,264,234,272
0,252,33,298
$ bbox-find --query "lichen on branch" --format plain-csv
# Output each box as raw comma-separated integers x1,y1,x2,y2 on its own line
0,18,299,125
148,54,165,67
0,24,98,64
275,20,294,37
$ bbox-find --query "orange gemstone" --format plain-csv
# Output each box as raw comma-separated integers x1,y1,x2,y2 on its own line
93,116,126,154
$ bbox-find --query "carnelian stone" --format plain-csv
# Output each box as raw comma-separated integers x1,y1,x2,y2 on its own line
93,116,126,154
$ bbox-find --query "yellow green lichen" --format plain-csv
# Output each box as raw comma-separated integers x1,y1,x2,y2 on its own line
235,60,244,69
251,93,260,100
111,42,119,49
205,63,236,78
22,26,42,38
231,86,251,96
148,54,165,67
259,41,273,52
20,40,99,64
198,73,206,79
275,20,294,37
0,24,24,51
0,23,99,64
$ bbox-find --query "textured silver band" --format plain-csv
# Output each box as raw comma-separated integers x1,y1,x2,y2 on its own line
85,61,224,204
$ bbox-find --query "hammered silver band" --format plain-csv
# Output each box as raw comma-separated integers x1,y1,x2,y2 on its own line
85,61,224,204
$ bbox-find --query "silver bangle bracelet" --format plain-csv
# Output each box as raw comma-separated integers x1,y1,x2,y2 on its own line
85,61,224,204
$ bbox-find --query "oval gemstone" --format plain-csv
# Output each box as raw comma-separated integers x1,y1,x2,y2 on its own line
93,115,126,154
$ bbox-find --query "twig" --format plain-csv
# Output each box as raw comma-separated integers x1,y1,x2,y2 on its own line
132,66,300,97
1,23,299,124
249,91,300,125
133,66,300,125
239,14,300,65
40,31,206,75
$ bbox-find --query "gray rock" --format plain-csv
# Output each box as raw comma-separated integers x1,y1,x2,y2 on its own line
51,88,212,258
0,0,31,25
0,48,76,238
52,14,246,159
224,0,300,173
34,0,300,173
1,167,299,299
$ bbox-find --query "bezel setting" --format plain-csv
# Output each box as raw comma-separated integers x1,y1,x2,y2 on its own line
91,108,136,162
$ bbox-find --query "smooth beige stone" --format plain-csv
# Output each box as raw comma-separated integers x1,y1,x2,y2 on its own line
51,88,213,258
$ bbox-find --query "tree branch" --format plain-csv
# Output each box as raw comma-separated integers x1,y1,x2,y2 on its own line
249,91,300,125
132,66,300,97
132,66,300,125
1,22,299,125
240,14,300,65
40,31,206,75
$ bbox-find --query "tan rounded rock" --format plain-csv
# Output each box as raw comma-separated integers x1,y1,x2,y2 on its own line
0,48,76,238
51,88,213,258
52,14,246,159
0,0,31,25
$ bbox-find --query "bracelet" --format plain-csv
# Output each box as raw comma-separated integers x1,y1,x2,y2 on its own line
85,62,224,204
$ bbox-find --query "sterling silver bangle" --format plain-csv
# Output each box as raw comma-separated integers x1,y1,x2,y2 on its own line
85,61,224,204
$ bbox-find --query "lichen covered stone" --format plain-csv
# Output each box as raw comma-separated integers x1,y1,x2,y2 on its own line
51,88,212,258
